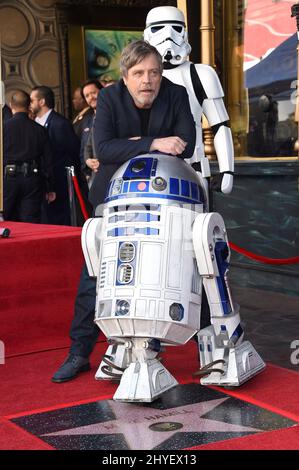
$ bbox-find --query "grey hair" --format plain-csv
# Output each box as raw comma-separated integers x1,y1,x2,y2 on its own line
120,40,163,77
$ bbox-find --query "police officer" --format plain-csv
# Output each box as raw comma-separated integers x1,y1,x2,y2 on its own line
3,90,56,223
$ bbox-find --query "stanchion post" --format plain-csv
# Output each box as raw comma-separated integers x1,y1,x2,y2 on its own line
66,166,77,227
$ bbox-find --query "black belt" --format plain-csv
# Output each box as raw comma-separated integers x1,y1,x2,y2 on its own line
4,161,39,177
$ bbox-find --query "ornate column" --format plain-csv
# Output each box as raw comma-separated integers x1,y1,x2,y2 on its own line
55,5,71,118
223,0,246,156
200,0,215,67
177,0,188,28
200,0,216,160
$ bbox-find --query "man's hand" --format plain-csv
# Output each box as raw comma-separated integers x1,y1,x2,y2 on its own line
150,136,187,155
46,192,56,203
86,158,100,172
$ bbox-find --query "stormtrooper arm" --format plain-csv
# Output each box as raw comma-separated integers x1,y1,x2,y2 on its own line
194,64,234,194
81,217,103,277
203,99,234,194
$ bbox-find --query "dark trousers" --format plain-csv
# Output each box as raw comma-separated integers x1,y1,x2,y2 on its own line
3,174,42,223
41,171,71,226
69,263,100,358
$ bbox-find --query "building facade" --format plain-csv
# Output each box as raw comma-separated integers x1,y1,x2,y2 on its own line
1,0,298,295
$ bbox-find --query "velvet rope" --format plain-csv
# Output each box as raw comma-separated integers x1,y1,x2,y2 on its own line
229,242,299,265
72,175,89,221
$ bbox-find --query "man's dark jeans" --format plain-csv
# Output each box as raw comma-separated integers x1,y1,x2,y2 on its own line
69,263,99,358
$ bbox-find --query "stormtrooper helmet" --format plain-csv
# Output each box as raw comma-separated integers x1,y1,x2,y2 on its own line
144,6,191,66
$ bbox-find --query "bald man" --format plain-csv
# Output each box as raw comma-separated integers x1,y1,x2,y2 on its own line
3,90,56,223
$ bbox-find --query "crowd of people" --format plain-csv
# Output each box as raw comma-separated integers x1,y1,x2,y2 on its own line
2,79,114,226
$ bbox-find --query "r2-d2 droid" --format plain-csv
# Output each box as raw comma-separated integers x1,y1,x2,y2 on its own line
82,154,265,402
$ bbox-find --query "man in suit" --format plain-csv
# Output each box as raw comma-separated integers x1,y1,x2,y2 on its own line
52,40,195,383
3,90,55,223
72,86,94,140
30,86,82,225
79,79,102,181
90,40,194,209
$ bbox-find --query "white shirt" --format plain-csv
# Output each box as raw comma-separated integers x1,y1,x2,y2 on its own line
35,109,53,127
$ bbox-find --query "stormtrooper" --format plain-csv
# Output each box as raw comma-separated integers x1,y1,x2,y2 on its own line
144,5,234,197
82,153,265,402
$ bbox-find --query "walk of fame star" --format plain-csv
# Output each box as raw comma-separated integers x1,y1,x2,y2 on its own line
10,384,296,450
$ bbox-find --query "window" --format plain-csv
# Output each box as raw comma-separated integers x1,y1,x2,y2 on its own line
215,0,298,159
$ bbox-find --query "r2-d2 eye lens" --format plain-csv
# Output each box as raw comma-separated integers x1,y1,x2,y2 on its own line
131,160,146,173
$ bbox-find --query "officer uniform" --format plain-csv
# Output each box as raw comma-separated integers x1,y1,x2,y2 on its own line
3,112,55,223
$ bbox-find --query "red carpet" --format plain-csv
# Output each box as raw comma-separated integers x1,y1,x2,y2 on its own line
0,221,83,356
0,222,298,450
1,341,299,450
187,425,299,450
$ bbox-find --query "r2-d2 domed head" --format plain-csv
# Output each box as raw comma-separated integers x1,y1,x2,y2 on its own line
144,6,191,66
105,153,205,209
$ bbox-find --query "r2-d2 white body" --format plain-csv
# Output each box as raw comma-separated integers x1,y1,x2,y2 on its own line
82,154,265,402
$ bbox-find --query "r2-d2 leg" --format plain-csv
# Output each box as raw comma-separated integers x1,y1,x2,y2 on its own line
82,218,127,381
193,213,266,386
95,342,128,381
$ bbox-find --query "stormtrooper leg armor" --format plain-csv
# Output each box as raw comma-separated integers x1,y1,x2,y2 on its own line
193,213,266,386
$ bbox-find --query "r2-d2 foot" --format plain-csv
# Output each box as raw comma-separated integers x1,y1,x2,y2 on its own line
95,339,177,402
197,325,266,386
113,338,178,402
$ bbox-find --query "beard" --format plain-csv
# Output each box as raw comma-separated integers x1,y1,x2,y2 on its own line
134,89,158,109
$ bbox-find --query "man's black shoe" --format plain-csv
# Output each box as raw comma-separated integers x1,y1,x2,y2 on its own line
52,354,91,383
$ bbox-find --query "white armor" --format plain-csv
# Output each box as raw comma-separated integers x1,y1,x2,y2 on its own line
144,6,234,194
82,154,265,402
